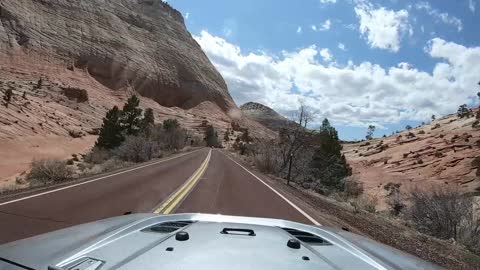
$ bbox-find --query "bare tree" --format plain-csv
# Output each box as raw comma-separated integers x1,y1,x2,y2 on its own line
278,103,315,184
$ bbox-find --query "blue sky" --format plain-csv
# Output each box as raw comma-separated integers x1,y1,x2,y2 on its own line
168,0,479,140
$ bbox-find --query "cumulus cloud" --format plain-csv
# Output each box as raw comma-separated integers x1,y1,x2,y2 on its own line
469,0,476,13
320,0,337,3
312,19,331,32
297,26,302,34
415,2,463,31
338,43,347,51
355,3,411,52
193,30,480,127
319,48,334,62
184,12,189,19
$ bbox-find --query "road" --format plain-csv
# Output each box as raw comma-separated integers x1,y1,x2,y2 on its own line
0,148,318,244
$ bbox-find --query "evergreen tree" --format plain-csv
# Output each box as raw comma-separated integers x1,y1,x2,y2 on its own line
365,125,375,140
95,106,124,149
405,125,412,130
141,108,155,131
311,118,352,190
163,119,179,131
457,104,471,118
205,125,218,147
121,95,143,135
3,88,12,107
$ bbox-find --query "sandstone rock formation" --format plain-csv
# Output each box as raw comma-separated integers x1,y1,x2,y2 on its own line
343,114,480,205
240,102,294,131
0,0,235,111
0,0,274,186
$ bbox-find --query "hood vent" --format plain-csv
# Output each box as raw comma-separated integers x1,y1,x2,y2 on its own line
282,228,330,245
144,221,195,233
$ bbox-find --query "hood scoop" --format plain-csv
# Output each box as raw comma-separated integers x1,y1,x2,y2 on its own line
282,228,331,245
143,221,196,233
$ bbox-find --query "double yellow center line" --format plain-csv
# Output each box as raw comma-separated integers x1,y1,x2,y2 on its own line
153,149,212,215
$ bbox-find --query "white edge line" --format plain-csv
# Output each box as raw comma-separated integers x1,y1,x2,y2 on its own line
221,151,321,226
0,150,202,206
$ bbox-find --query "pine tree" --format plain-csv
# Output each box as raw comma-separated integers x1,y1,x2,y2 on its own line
95,106,124,149
311,118,352,190
205,125,218,147
121,95,143,135
3,88,12,107
163,119,179,131
141,108,155,131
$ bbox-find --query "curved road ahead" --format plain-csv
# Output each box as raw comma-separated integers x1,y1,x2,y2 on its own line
0,148,318,244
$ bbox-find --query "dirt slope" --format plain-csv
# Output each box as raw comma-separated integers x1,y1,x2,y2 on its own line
344,114,480,203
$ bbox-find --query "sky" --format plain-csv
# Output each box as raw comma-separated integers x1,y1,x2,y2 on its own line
167,0,479,140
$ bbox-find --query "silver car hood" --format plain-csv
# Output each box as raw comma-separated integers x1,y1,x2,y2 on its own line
0,213,443,270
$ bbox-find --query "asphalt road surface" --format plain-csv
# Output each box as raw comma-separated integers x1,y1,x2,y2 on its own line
0,148,317,244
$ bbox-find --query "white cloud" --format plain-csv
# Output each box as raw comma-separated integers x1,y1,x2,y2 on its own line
319,48,334,62
312,19,331,32
338,43,346,51
184,12,189,19
321,19,331,31
415,2,463,31
297,26,302,34
469,0,476,13
320,0,337,3
194,30,480,127
355,3,411,52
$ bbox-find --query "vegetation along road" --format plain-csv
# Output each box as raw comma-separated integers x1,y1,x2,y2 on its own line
0,148,320,244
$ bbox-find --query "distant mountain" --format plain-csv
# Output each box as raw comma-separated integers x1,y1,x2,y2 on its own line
240,102,294,131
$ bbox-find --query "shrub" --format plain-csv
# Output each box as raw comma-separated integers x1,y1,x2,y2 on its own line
434,151,443,158
408,188,476,241
84,147,110,164
163,119,179,131
61,87,88,102
27,159,73,185
66,159,74,165
68,129,84,138
472,120,480,128
432,123,441,130
254,141,280,174
114,135,157,163
343,177,364,198
418,130,425,135
3,88,12,106
150,124,187,150
351,194,378,213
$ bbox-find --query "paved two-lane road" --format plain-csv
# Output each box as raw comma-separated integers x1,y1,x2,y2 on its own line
0,148,318,244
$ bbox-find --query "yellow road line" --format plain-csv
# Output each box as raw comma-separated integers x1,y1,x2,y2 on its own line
153,149,211,214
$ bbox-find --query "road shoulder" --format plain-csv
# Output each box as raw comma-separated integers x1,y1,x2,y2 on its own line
222,150,480,270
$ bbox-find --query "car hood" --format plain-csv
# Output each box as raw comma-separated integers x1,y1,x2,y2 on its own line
0,213,443,270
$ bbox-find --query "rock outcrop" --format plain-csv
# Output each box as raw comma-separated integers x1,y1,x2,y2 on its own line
0,0,235,111
240,102,294,131
343,114,480,203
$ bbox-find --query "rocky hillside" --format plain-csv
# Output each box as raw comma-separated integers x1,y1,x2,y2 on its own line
0,0,235,111
240,102,294,131
0,0,276,186
343,114,480,205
